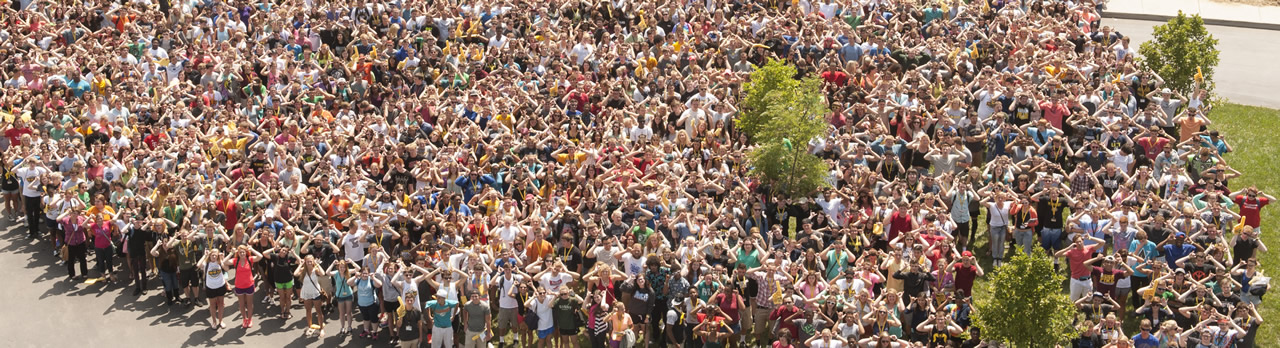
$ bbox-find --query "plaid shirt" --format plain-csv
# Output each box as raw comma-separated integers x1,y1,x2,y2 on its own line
749,270,792,308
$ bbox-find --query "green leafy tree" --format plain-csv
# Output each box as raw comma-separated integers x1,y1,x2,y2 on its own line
743,66,832,198
1138,11,1220,94
973,247,1076,348
738,59,800,138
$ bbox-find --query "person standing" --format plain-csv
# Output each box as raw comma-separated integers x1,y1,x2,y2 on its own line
1056,235,1106,302
398,293,425,348
89,213,117,282
1231,187,1272,234
265,246,300,320
226,245,264,329
296,255,327,337
59,208,90,280
1009,195,1039,256
462,290,493,348
15,153,49,240
425,289,460,348
203,249,229,329
150,235,182,306
981,191,1014,266
123,217,157,296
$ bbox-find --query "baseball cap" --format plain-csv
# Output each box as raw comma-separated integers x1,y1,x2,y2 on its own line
1175,232,1187,238
436,289,448,298
961,251,973,257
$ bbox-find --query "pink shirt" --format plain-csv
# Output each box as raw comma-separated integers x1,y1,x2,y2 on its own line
91,222,113,249
1039,100,1070,129
1066,244,1101,279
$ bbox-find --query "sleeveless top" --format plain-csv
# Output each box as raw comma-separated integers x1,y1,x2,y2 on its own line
334,272,354,298
300,272,322,299
206,261,227,289
234,257,254,289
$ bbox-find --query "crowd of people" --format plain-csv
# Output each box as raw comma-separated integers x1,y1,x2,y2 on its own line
0,0,1271,347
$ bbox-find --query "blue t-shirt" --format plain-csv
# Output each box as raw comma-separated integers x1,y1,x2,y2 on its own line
425,299,458,328
1131,333,1159,348
355,278,378,306
1163,243,1196,266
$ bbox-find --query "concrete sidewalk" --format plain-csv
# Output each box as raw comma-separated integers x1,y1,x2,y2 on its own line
1104,0,1280,30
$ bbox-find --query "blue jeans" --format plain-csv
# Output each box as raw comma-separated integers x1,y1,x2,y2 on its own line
989,225,1008,259
1040,227,1065,252
1013,229,1036,256
159,270,179,294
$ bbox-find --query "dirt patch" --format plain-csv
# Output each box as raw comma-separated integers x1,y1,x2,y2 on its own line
1208,0,1280,6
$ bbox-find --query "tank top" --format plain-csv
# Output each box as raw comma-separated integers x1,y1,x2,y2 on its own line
234,257,254,289
334,272,354,298
206,261,227,289
300,272,322,299
930,327,949,345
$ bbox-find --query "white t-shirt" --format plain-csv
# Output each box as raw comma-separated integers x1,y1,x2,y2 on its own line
531,296,555,330
205,261,227,288
621,252,646,276
492,274,525,309
342,233,369,262
15,166,48,197
539,272,573,292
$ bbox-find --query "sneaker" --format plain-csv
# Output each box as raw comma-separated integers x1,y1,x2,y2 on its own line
372,333,379,340
359,331,370,339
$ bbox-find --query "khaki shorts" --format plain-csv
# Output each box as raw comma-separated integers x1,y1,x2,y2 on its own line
751,306,773,337
496,307,518,331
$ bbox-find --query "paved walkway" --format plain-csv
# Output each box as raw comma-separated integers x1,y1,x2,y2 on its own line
1105,0,1280,28
0,221,385,347
1104,18,1280,109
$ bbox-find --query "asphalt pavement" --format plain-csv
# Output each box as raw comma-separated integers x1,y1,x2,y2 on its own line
1104,18,1280,109
0,220,388,347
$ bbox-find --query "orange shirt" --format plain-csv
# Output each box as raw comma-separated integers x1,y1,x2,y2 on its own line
525,239,553,261
327,198,352,229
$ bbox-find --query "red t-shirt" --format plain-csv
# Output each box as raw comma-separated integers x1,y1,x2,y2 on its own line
713,293,742,322
952,264,979,296
1091,266,1125,296
4,127,32,145
1065,244,1100,279
1234,195,1270,228
1038,101,1069,129
1136,137,1170,160
887,211,914,241
821,71,849,87
770,305,801,339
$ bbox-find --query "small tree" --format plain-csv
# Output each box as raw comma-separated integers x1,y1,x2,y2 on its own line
746,73,832,198
973,247,1076,348
738,58,800,138
1138,11,1220,94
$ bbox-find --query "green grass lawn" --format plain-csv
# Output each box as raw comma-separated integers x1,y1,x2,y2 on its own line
966,103,1280,344
1209,103,1280,344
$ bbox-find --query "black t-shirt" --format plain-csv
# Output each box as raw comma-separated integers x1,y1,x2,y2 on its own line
391,220,423,244
1036,197,1069,229
554,246,583,272
270,254,298,283
389,169,416,192
125,228,155,256
400,310,423,341
1233,238,1260,262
